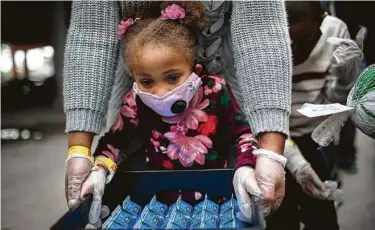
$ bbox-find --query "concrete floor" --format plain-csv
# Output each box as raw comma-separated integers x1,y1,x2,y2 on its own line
1,123,375,230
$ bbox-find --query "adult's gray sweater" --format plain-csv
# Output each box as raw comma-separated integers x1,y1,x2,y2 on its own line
63,1,292,136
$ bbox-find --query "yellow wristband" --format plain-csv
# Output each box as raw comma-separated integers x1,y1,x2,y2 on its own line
68,146,92,158
95,157,117,184
65,154,95,167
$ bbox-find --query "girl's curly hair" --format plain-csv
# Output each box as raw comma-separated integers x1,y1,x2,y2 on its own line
122,1,207,75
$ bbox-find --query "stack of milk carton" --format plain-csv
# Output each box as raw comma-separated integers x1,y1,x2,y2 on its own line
102,194,248,229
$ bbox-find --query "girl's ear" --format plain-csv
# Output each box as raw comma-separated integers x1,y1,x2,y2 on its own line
194,64,203,75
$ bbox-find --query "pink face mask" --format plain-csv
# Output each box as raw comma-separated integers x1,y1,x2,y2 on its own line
133,72,202,117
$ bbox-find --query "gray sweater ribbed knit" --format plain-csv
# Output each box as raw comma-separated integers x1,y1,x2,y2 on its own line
63,1,292,136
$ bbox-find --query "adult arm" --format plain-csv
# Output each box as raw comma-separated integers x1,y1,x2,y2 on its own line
63,1,120,136
64,1,120,210
231,1,292,153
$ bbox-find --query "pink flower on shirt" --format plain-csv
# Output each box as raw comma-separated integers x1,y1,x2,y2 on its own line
121,90,137,119
238,133,258,153
111,90,138,132
102,144,120,162
208,75,226,84
111,114,124,133
164,121,212,167
150,130,164,152
204,84,222,96
204,75,226,95
163,87,209,130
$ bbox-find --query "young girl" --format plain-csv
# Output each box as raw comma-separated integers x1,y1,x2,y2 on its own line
72,2,288,227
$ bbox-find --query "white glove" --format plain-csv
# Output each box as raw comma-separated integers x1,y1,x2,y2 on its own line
65,157,92,209
284,139,343,201
327,27,366,86
253,149,287,217
80,166,108,228
233,166,262,223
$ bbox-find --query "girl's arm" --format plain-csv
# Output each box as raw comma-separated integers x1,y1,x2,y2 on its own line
63,1,120,135
93,90,142,168
216,80,258,169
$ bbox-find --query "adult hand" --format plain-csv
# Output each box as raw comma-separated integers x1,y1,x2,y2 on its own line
233,166,262,223
66,131,94,209
80,166,108,228
253,149,287,217
284,139,343,201
65,157,92,209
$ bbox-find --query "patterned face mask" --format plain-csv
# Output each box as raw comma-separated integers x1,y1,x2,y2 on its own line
133,72,202,117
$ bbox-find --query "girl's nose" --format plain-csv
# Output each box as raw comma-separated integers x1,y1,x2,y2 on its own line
154,87,170,97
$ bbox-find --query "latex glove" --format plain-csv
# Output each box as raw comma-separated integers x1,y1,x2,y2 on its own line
65,157,92,209
80,166,108,228
327,27,366,86
253,149,287,217
233,166,262,223
284,139,343,201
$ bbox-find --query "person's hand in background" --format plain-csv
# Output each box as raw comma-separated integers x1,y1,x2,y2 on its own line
328,27,366,86
284,139,343,202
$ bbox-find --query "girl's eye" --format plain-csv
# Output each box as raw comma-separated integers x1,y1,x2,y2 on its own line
140,79,154,88
166,75,179,83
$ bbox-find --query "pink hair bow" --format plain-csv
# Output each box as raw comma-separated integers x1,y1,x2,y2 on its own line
161,4,185,20
118,18,139,40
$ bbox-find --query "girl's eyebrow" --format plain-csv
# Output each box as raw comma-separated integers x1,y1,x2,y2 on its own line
163,69,180,75
138,73,152,77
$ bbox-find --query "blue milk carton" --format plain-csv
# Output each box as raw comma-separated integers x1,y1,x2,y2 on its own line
101,216,113,229
102,216,128,230
171,195,194,218
139,206,165,229
193,195,219,217
148,195,169,217
111,206,136,229
220,194,236,216
122,196,143,218
168,210,191,229
165,221,186,229
219,208,235,227
133,218,155,230
220,207,249,229
190,210,219,229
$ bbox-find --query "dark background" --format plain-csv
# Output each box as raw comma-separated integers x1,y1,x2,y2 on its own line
1,2,56,44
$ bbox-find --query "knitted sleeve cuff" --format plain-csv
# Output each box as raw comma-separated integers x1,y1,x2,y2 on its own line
65,109,105,135
247,108,290,137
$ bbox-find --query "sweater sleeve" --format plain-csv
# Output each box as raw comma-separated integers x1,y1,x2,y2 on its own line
217,80,258,169
63,1,120,134
231,1,292,136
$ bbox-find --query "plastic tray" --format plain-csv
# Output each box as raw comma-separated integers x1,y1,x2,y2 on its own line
51,169,266,230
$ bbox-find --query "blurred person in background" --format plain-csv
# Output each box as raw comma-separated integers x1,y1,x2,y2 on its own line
268,2,364,229
63,0,293,224
321,1,374,173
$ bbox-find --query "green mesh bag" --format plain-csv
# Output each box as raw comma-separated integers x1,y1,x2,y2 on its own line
312,64,375,146
347,64,375,138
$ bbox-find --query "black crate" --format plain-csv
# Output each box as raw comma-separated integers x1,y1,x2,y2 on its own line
51,169,266,230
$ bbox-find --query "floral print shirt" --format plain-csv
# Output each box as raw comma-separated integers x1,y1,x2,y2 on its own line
94,75,258,173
